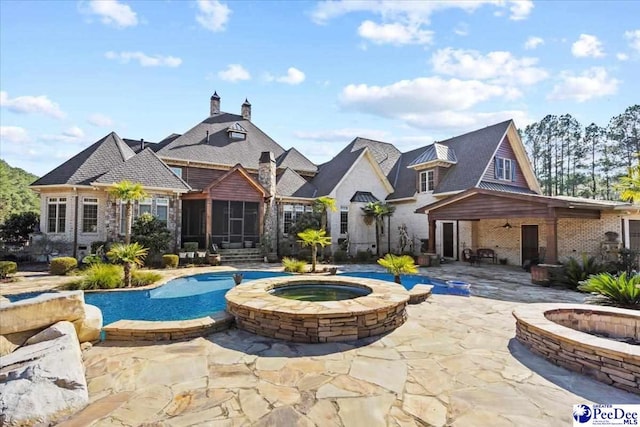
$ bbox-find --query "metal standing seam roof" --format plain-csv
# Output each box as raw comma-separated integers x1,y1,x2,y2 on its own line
31,132,136,186
93,148,192,192
350,191,380,203
408,143,458,166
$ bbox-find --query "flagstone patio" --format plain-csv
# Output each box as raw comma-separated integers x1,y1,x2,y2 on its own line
32,262,634,426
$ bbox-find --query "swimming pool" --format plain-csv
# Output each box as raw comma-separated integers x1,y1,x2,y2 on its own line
6,270,468,325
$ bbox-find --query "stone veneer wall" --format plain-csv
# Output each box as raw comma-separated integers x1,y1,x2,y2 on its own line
514,304,640,395
229,302,407,343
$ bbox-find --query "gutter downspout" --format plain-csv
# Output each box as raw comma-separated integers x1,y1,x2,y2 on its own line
73,193,79,259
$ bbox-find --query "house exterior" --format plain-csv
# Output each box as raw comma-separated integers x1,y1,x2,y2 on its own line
30,93,639,264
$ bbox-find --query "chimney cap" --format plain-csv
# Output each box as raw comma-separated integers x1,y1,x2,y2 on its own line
242,98,251,106
259,151,275,163
211,91,220,100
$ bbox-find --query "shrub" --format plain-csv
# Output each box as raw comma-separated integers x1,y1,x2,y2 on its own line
183,241,199,252
559,254,607,289
333,249,348,263
90,241,109,254
0,261,17,279
298,248,312,262
356,250,373,263
282,257,307,273
132,213,172,259
50,257,78,275
131,270,162,287
81,254,104,266
81,264,124,289
162,254,179,269
578,272,640,309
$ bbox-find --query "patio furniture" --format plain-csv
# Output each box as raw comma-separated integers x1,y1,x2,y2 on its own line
476,248,497,264
462,248,477,266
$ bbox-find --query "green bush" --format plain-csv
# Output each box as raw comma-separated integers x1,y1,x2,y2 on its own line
559,254,607,289
90,241,109,254
578,272,640,309
162,254,179,268
81,264,124,289
183,241,199,252
0,261,17,279
298,248,312,262
81,254,103,266
282,257,307,273
332,249,348,263
131,270,162,287
356,250,373,263
50,257,78,275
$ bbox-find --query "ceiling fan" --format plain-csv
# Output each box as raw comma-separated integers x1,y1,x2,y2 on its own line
495,221,519,229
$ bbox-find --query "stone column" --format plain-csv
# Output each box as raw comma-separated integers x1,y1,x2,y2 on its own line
258,151,277,254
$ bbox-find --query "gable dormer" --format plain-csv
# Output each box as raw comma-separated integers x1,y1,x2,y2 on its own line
407,143,457,193
227,122,247,141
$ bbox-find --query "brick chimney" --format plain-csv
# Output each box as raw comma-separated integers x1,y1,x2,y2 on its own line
210,91,220,115
259,151,276,253
241,98,251,121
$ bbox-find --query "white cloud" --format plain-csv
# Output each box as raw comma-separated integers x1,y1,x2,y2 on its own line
341,77,519,117
62,126,85,139
357,20,432,45
217,64,251,82
294,128,390,142
431,48,548,86
524,36,544,50
311,1,532,25
508,0,534,21
617,53,629,61
269,67,306,85
548,67,619,102
104,51,182,67
399,110,534,131
0,91,66,119
83,0,138,28
196,0,231,32
0,126,29,143
571,34,605,58
87,113,114,127
453,22,469,36
42,126,87,143
625,29,640,53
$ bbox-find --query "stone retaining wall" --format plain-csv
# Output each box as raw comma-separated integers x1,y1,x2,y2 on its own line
513,304,640,394
226,276,410,343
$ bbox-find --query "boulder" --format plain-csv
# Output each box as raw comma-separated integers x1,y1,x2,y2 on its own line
73,304,103,343
0,321,88,426
0,329,42,357
0,291,86,335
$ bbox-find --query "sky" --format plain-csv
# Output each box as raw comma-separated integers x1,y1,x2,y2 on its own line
1,0,639,177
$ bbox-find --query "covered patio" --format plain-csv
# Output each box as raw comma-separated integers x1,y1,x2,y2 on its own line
417,188,627,265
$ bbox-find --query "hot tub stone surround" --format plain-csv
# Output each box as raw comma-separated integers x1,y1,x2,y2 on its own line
513,304,640,394
225,276,410,343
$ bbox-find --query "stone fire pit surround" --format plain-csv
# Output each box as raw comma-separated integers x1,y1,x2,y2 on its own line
225,276,410,343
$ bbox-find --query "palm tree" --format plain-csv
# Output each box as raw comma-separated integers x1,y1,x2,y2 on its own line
377,254,418,284
108,180,147,244
297,228,332,273
312,196,337,231
313,196,337,260
107,242,148,287
615,164,640,204
361,201,395,257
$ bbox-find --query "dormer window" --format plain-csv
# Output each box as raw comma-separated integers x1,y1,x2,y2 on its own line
227,122,247,141
419,170,435,192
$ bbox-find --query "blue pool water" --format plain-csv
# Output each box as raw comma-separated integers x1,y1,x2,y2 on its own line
7,270,469,325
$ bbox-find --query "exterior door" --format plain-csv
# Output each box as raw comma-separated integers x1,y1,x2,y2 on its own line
442,222,454,258
521,225,539,264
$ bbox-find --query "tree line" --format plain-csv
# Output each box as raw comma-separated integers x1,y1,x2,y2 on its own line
521,105,639,199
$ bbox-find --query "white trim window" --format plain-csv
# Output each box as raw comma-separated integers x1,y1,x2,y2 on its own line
156,198,169,225
81,197,99,233
47,197,67,233
495,157,515,181
419,170,435,192
282,204,312,235
139,198,152,216
340,206,349,235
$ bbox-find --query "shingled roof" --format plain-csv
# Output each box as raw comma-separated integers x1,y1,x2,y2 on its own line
276,148,317,174
32,132,135,186
312,147,365,196
155,113,287,170
94,148,191,192
276,168,317,198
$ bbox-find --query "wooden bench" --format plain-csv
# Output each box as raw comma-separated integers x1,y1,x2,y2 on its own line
476,248,497,264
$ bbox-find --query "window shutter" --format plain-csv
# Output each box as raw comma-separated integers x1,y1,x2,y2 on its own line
494,158,498,178
511,162,516,181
